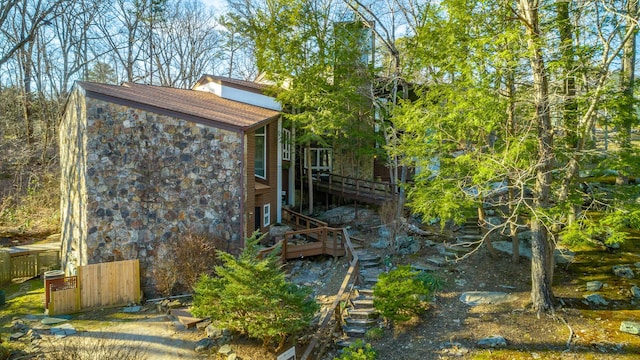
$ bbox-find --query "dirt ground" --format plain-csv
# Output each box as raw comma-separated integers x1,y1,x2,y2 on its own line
39,238,640,360
17,211,640,360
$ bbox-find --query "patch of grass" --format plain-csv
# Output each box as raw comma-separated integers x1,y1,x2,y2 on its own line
0,279,45,328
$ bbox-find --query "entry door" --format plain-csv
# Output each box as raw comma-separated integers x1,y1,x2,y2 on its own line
254,207,261,231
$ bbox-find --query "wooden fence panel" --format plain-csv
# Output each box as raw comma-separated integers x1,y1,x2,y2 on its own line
79,259,140,309
11,254,37,279
37,251,61,274
49,288,80,316
0,250,10,284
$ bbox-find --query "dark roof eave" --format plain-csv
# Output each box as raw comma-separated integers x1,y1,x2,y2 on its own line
83,88,278,134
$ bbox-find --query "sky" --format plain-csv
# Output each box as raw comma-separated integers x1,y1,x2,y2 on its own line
201,0,227,12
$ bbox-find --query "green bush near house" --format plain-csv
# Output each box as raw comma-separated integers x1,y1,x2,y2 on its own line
191,232,319,352
334,340,377,360
373,265,441,323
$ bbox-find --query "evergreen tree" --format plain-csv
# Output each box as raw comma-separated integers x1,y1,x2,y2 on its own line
192,232,319,352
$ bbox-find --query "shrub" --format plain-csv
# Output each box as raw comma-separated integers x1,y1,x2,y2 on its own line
373,265,441,323
334,340,377,360
192,232,319,352
42,335,147,360
364,327,383,341
152,231,222,296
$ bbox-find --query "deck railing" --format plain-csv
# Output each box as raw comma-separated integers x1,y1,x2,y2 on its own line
282,207,327,230
312,172,397,204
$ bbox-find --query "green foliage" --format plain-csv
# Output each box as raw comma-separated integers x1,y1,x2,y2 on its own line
334,340,377,360
373,266,441,323
364,327,383,341
192,232,319,351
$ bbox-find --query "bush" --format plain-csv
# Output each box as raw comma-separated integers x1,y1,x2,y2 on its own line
42,335,147,360
192,232,319,352
373,265,441,323
334,340,377,360
153,231,222,296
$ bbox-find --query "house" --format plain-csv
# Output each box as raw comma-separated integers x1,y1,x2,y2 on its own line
59,75,284,293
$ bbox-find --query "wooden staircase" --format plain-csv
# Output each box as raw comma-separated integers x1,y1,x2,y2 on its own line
336,251,384,350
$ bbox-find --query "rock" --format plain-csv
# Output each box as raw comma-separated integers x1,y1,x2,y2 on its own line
206,324,224,339
9,332,25,341
167,300,183,308
395,236,420,255
218,344,233,356
122,305,142,313
455,279,467,287
319,206,358,226
227,354,238,360
613,265,635,279
425,256,446,267
12,320,29,332
50,323,76,337
41,316,71,325
477,335,507,348
492,241,575,264
583,294,608,306
195,338,214,352
586,281,603,291
620,321,640,335
459,291,515,306
371,239,388,249
631,285,640,299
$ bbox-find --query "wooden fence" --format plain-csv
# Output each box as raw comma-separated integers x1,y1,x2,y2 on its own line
0,247,61,284
48,259,141,316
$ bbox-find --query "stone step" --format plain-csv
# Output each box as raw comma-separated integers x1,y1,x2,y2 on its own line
360,259,381,268
357,253,381,263
362,275,379,286
355,288,374,298
348,308,379,320
345,317,378,328
352,299,374,309
336,338,366,349
343,326,367,338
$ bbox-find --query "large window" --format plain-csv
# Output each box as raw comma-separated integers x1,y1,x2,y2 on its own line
255,126,266,179
304,148,332,173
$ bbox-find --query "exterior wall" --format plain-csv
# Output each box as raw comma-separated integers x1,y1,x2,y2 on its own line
245,120,280,235
60,89,245,293
60,88,89,274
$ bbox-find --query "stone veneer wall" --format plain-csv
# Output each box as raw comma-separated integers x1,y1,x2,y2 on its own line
60,88,244,294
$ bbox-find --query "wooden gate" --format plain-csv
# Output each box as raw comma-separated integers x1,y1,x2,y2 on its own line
48,259,141,315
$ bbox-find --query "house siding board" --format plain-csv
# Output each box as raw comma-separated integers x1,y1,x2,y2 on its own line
61,89,244,293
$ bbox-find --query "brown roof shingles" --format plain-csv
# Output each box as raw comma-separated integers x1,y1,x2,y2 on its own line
78,81,279,131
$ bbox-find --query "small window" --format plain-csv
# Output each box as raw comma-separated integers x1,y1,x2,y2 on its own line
282,128,291,161
263,203,271,227
255,126,266,179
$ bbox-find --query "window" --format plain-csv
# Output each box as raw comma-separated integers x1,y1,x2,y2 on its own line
304,148,332,173
263,203,271,227
255,126,266,179
282,128,291,161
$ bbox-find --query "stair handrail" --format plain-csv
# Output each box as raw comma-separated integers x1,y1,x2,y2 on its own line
300,228,359,360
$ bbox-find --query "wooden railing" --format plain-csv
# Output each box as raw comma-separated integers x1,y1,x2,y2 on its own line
300,228,358,360
0,244,61,284
282,207,327,230
258,226,346,261
312,172,397,204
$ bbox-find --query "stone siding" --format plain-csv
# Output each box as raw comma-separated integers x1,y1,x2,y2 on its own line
60,88,244,293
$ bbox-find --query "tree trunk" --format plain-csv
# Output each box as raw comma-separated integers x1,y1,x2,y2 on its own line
518,0,556,313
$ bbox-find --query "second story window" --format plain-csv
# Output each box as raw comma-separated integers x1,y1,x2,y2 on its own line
255,126,266,179
282,128,291,161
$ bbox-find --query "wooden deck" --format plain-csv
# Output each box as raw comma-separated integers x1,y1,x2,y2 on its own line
312,172,397,205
